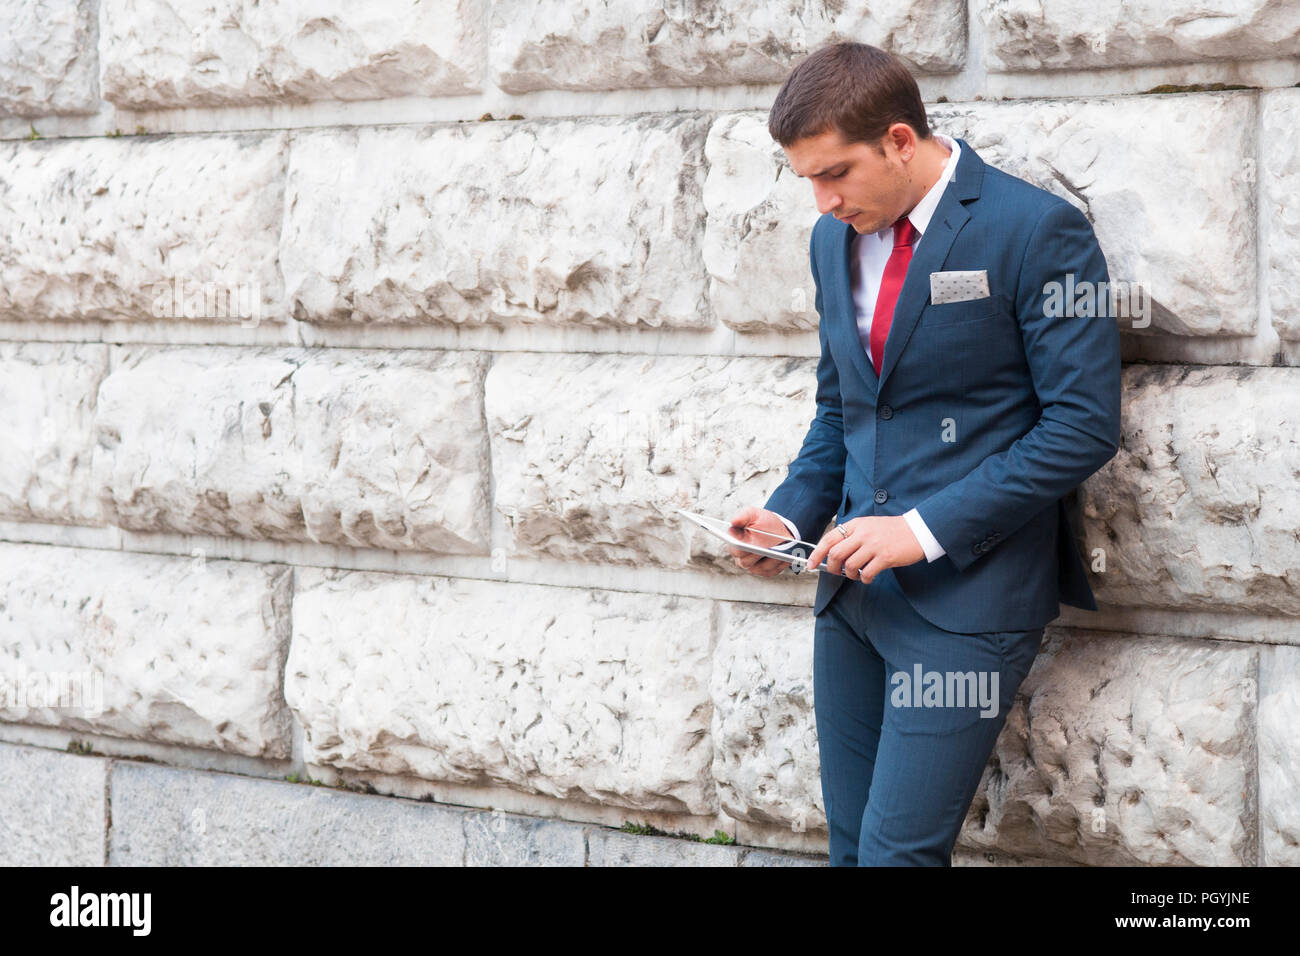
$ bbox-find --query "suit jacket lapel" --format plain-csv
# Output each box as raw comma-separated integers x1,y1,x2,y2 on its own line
878,138,984,390
876,202,970,389
821,137,986,395
829,221,878,394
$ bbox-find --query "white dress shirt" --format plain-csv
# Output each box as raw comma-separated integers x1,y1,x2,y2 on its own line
771,132,959,563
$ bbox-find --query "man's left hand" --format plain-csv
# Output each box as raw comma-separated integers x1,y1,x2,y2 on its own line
805,515,925,583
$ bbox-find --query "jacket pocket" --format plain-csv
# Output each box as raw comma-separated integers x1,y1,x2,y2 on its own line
923,295,999,329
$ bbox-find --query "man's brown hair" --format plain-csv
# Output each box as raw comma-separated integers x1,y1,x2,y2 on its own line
767,42,931,152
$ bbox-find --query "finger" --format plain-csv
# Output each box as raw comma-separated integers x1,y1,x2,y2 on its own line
825,539,853,576
813,521,858,571
807,534,834,570
813,541,836,574
823,549,842,576
736,554,781,576
842,544,874,579
857,553,889,585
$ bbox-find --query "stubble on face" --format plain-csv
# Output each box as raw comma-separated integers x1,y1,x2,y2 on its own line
850,151,912,235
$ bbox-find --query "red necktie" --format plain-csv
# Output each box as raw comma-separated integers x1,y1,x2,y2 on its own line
867,217,917,376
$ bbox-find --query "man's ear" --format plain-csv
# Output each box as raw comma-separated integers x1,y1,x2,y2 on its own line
882,123,916,161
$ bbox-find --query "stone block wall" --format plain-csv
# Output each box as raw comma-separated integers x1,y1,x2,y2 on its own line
2,0,1298,866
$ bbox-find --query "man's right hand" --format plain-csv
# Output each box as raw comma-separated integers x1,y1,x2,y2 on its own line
727,506,797,577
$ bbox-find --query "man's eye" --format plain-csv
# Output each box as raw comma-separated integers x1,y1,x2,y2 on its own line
831,169,848,179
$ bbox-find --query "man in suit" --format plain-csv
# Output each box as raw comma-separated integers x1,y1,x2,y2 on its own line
727,42,1121,866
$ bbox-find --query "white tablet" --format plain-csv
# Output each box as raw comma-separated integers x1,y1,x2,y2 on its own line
677,509,829,573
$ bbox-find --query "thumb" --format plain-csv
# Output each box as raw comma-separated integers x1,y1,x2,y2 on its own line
729,505,758,531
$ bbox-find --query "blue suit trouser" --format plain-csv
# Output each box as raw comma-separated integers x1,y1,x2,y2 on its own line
814,566,1044,866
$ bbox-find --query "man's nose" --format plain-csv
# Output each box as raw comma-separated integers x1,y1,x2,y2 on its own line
812,184,842,215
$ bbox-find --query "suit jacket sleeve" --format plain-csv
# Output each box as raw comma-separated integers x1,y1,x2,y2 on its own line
913,199,1122,572
762,228,847,541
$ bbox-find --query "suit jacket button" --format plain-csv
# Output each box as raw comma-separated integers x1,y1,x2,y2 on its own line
878,404,893,420
873,489,888,504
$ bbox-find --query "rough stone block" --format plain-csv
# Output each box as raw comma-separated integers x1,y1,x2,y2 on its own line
0,542,293,758
0,132,286,324
931,94,1256,335
960,628,1256,866
0,0,99,116
99,0,483,108
490,0,968,92
1259,643,1300,866
280,116,711,327
0,342,107,525
487,351,821,567
1081,365,1300,615
93,346,490,553
703,112,823,332
983,0,1300,71
711,600,822,831
287,568,718,814
1262,89,1300,340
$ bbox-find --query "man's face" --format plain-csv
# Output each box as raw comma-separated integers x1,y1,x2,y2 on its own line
783,125,912,235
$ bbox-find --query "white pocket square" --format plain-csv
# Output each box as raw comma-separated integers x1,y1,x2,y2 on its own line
930,269,990,304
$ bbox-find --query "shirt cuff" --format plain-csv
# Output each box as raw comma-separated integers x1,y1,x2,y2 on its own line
767,513,801,551
903,508,946,562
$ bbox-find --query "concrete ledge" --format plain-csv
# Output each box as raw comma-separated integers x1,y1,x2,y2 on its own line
0,742,107,865
585,828,825,867
108,761,468,865
97,759,831,865
463,809,587,866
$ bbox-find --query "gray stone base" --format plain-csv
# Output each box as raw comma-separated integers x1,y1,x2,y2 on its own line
0,742,827,866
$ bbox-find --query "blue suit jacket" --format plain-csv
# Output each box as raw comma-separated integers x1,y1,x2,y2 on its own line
764,137,1121,633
